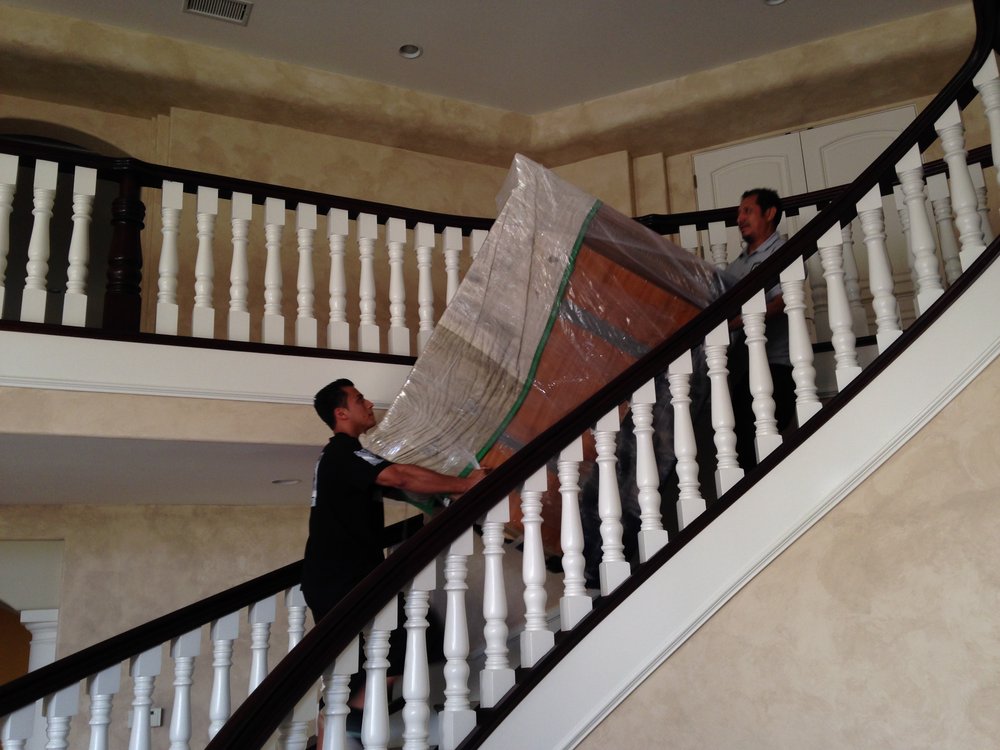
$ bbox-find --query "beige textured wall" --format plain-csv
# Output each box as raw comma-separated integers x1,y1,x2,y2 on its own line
580,355,1000,749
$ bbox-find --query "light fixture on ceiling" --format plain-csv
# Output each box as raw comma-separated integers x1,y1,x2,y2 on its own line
399,44,423,60
271,478,302,486
764,0,786,5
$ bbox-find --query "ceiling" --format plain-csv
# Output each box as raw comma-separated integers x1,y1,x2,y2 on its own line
3,0,966,114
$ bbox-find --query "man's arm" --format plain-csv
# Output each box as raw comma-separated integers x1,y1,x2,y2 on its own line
376,464,488,496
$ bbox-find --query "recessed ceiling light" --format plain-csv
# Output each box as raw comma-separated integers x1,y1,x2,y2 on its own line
271,478,301,486
399,44,423,59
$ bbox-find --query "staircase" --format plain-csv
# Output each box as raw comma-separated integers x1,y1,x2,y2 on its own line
2,1,1000,747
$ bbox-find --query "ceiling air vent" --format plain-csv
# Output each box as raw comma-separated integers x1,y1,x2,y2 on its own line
183,0,253,26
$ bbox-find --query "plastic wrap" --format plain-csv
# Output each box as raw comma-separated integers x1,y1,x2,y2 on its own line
365,154,725,543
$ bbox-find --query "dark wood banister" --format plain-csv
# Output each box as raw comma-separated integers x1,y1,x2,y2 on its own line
203,1,999,747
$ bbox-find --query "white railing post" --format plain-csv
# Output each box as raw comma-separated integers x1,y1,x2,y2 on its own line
227,191,252,342
479,499,515,708
895,146,944,316
470,228,488,260
321,636,360,750
669,351,706,529
361,600,396,750
276,586,311,750
704,323,743,493
707,220,728,269
840,223,869,337
262,197,286,345
558,436,591,630
414,222,436,354
247,595,276,693
0,154,18,317
208,611,239,740
926,173,963,286
443,227,462,304
679,224,701,257
973,53,1000,223
800,205,831,342
386,217,410,355
62,166,97,326
741,290,781,461
20,159,58,323
969,163,995,244
520,466,554,668
2,704,35,750
856,186,903,353
402,561,436,750
192,186,218,338
86,664,121,750
633,378,668,561
780,256,821,425
42,684,79,750
593,408,630,595
357,212,380,353
439,529,475,750
169,629,200,750
156,180,183,335
326,208,350,350
817,224,862,391
935,102,987,266
295,202,318,347
128,646,162,750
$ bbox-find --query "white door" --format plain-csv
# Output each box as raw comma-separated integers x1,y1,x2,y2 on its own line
693,132,808,262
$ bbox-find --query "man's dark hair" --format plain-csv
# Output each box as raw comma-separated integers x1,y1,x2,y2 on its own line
314,378,354,430
742,187,783,230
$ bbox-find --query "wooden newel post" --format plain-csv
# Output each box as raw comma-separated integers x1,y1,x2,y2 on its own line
103,167,145,331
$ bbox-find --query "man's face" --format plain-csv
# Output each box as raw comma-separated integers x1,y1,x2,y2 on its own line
737,194,776,252
335,386,376,434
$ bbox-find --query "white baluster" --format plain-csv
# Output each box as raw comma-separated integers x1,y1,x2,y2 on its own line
262,197,286,345
520,466,554,668
87,665,120,750
704,322,744,492
669,351,706,529
896,146,944,316
594,408,630,595
156,180,183,335
169,630,199,750
558,436,591,630
387,217,410,355
128,646,161,750
800,205,830,342
439,529,475,750
857,186,902,353
1,704,34,750
707,220,728,269
228,191,252,342
892,184,918,290
208,611,239,740
295,202,318,347
470,228,488,260
817,225,862,391
321,636,360,750
43,684,79,750
414,222,436,354
357,212,380,353
20,159,58,323
741,290,781,461
362,600,396,750
632,378,668,561
61,166,97,327
969,163,995,244
840,223,869,336
326,208,350,350
679,224,701,257
402,561,436,750
926,173,963,286
21,608,57,749
935,102,986,267
479,500,515,708
192,186,218,338
0,154,18,317
443,227,462,304
276,586,311,750
248,595,276,693
974,53,1000,215
780,257,822,425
